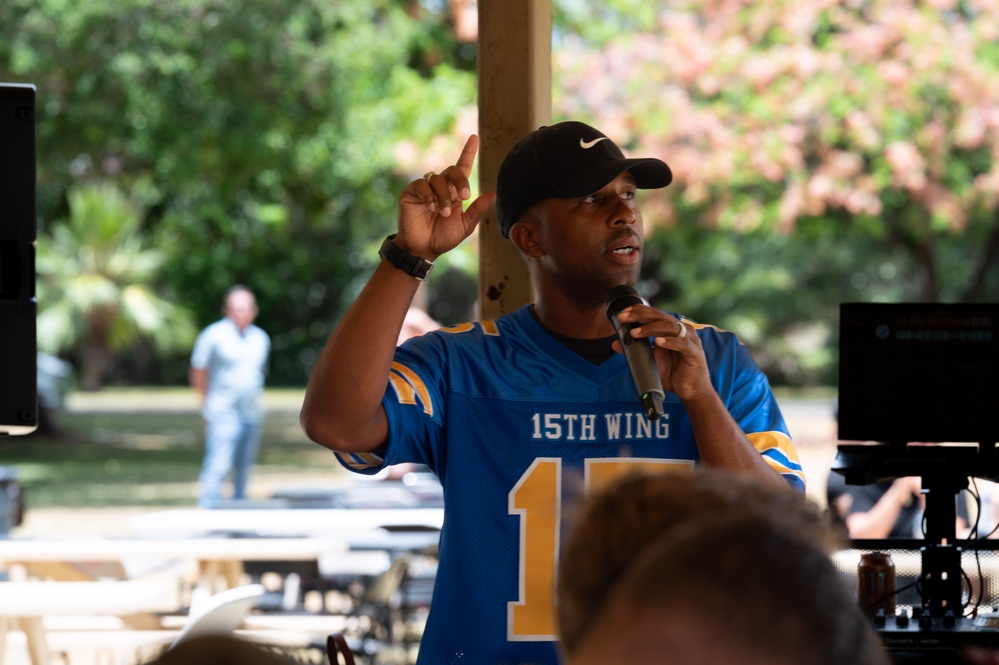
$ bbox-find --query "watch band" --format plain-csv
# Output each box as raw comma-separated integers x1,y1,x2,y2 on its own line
378,234,434,281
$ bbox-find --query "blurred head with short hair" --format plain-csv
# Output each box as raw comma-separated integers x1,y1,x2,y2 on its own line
557,467,837,657
566,511,888,665
147,635,284,665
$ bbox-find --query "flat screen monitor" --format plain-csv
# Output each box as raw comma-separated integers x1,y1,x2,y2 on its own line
838,302,999,444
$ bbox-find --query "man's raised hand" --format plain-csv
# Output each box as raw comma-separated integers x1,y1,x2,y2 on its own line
396,134,496,261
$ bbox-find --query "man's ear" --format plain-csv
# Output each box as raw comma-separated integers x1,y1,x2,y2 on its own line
510,220,543,258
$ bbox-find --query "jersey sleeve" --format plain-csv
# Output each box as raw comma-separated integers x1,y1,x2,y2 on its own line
737,378,805,491
333,331,449,477
698,322,806,493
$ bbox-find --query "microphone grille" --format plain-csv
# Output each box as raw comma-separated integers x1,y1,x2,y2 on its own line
606,285,643,319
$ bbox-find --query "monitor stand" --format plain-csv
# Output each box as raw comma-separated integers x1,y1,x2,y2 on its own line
833,441,999,618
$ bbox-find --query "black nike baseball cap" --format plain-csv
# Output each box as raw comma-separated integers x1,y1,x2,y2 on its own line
495,121,672,238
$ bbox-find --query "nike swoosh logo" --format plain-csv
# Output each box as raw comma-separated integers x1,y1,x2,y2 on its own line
580,137,609,149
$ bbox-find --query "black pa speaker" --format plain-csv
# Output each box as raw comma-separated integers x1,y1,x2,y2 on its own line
0,83,38,435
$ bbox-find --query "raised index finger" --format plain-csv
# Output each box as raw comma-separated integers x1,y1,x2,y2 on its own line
456,134,480,177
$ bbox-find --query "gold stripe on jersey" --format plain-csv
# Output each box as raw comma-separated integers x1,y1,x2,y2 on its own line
684,319,737,339
747,430,806,485
334,450,385,472
440,322,476,334
439,320,501,336
389,361,434,416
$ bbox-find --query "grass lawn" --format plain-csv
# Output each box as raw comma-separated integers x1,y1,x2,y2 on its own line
1,386,839,514
0,388,347,509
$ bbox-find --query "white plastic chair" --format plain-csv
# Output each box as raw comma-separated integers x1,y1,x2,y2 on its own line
168,583,265,649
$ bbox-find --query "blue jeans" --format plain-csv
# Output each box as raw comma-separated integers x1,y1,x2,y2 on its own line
197,413,262,509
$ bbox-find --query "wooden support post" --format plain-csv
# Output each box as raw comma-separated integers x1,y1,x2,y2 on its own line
476,0,552,318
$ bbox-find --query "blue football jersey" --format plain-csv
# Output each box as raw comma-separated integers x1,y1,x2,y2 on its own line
334,305,804,664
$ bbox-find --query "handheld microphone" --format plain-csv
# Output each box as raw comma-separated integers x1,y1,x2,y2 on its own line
607,285,665,421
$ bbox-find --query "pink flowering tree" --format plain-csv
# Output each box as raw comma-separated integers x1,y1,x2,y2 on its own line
554,0,999,303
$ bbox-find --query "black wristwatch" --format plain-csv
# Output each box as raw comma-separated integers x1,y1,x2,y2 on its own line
378,234,434,281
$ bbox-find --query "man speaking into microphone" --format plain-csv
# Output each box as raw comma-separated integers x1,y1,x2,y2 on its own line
300,121,804,665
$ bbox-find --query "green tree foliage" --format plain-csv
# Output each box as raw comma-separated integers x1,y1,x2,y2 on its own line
11,0,999,389
4,0,478,385
555,0,999,384
36,183,197,390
